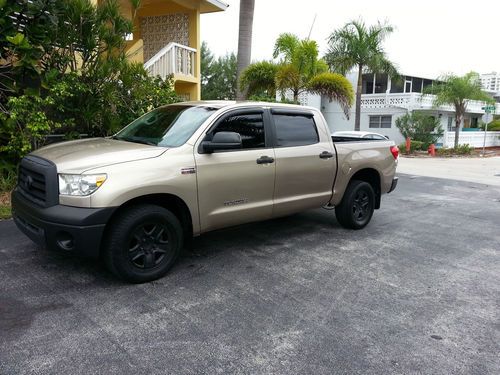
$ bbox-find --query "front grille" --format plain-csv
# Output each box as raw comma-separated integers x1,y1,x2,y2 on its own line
17,155,58,207
18,165,47,205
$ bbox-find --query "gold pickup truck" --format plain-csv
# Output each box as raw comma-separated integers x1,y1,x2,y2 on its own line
12,101,398,282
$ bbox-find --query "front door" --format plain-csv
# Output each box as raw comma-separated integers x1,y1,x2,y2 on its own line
195,109,276,232
270,109,337,217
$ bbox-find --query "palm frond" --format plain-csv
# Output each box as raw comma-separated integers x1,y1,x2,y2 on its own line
273,33,300,63
307,72,354,118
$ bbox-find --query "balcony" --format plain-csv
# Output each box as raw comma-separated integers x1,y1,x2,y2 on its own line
360,93,499,114
144,42,197,83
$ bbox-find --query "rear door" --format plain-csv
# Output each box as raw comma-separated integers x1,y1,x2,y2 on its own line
270,109,337,217
194,108,276,232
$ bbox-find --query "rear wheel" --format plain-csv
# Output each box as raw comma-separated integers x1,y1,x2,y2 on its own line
335,180,375,229
104,204,183,283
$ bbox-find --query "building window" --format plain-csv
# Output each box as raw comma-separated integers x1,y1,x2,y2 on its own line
362,74,375,94
390,78,404,93
448,116,455,131
369,115,392,128
412,77,423,93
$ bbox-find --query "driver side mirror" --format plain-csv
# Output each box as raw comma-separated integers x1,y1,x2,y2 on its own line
202,131,242,153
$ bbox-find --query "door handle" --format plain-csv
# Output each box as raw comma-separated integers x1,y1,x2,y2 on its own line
319,151,334,159
256,156,275,164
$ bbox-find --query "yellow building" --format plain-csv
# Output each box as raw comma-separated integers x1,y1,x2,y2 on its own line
92,0,227,100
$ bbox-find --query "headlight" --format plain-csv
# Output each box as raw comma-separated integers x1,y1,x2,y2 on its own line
58,174,107,196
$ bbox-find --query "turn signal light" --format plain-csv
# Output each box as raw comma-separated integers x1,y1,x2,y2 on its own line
390,145,399,159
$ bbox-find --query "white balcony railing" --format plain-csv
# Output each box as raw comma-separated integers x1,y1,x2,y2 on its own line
361,92,500,114
144,42,196,80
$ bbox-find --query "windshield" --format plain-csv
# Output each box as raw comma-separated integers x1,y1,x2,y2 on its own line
114,105,218,147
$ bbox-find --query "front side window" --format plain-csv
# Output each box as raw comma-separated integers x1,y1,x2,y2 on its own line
210,112,265,150
273,113,319,147
115,105,217,147
369,115,392,129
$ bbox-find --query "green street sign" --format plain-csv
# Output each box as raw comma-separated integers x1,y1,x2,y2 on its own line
482,105,496,113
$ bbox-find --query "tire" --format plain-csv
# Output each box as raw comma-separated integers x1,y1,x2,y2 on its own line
103,204,183,283
335,180,375,230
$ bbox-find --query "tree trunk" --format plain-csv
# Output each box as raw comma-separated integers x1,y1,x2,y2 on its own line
293,89,299,103
354,65,363,131
454,106,463,148
236,0,255,100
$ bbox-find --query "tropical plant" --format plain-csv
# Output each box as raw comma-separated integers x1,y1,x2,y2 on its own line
325,20,398,130
240,33,354,114
236,0,255,100
201,42,237,100
239,61,279,100
483,119,500,131
436,144,473,156
0,0,178,166
398,140,425,153
395,112,444,148
424,72,494,147
201,41,214,90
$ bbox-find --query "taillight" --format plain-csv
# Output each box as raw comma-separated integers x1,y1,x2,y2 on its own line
390,145,399,159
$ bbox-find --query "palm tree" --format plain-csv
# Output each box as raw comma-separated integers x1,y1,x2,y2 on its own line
236,0,255,100
325,20,398,131
425,72,493,148
240,33,354,115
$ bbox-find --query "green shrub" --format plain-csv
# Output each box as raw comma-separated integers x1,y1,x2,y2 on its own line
486,120,500,131
0,0,179,166
396,112,444,145
436,144,473,156
398,140,427,153
0,161,17,192
455,144,474,155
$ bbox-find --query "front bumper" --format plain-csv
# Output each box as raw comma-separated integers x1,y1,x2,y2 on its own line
388,177,398,193
11,189,116,258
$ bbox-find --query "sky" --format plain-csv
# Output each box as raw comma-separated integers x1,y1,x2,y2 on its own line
200,0,500,79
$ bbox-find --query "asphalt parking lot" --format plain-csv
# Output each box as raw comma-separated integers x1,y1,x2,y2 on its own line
1,174,499,375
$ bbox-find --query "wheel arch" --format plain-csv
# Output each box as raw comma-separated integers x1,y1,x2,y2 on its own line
102,193,194,254
349,168,382,209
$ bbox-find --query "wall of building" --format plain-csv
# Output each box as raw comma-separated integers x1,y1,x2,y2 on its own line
320,71,490,146
321,99,409,143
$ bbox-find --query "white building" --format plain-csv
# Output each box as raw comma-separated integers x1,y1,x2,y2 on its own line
301,72,500,147
481,72,500,92
480,72,500,102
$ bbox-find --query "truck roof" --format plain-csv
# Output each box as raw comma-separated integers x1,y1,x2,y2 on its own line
176,100,319,112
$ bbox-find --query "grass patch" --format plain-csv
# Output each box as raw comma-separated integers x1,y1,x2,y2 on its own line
0,192,12,220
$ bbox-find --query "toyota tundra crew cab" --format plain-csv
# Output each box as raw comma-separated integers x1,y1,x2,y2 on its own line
12,101,398,282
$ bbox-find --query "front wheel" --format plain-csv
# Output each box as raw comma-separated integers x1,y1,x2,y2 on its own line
103,204,183,283
335,180,375,229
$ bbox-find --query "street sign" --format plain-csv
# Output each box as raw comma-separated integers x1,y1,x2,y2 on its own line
482,105,496,113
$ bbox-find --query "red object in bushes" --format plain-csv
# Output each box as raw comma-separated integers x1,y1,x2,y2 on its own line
428,144,436,157
405,137,411,154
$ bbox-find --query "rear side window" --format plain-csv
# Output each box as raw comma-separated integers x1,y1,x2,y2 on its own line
273,113,319,147
212,112,265,149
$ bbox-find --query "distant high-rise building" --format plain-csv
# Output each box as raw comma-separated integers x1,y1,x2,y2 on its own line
480,72,500,92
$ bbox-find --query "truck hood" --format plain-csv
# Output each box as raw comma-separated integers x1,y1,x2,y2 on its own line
31,138,167,173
